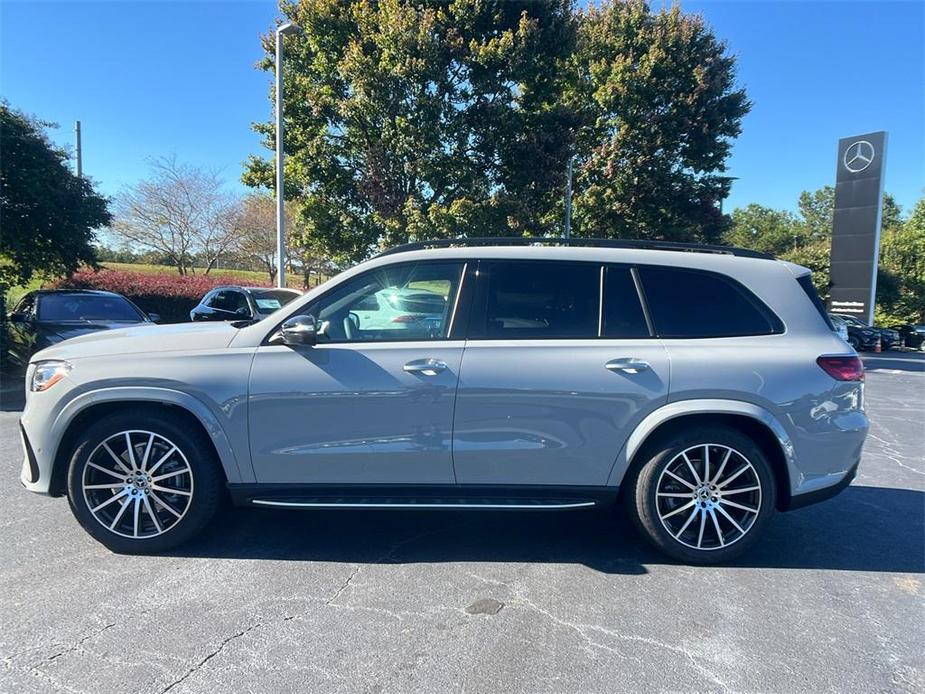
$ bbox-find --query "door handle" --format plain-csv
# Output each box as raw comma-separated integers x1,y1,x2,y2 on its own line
403,358,448,376
605,358,651,374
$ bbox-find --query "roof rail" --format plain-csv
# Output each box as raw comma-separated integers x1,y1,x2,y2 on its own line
375,237,774,260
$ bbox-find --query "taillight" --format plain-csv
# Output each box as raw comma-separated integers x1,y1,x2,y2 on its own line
817,355,864,381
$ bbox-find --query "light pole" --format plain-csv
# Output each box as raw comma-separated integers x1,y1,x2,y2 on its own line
275,21,300,289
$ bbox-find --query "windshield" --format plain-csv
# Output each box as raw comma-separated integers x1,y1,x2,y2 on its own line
38,294,145,322
252,290,300,315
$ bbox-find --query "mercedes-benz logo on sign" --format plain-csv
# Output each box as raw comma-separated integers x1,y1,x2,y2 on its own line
843,140,875,173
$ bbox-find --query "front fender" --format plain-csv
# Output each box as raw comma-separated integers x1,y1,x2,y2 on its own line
50,386,245,486
606,398,797,492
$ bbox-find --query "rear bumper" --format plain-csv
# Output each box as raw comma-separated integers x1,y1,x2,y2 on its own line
786,460,858,510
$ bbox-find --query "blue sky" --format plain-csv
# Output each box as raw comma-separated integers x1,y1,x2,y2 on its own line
2,0,923,217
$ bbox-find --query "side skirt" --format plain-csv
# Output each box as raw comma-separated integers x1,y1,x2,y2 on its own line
227,483,620,511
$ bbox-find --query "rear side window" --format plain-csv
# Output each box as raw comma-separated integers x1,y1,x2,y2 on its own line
637,266,781,338
602,267,650,338
471,261,599,339
796,274,833,329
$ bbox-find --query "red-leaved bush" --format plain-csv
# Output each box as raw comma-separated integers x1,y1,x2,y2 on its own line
51,269,270,323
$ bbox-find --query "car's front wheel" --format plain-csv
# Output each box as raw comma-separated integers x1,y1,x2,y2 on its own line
626,425,776,564
66,410,223,554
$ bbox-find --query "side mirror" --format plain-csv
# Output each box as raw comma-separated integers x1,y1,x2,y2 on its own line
9,312,28,324
147,313,161,323
235,307,252,318
280,315,317,346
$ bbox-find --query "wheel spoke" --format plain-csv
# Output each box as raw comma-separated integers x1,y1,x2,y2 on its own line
682,452,701,485
674,506,700,539
657,492,694,498
661,499,696,520
84,483,126,490
720,498,759,514
702,445,710,485
708,508,725,547
86,463,126,480
124,432,138,470
152,469,188,482
91,488,129,513
102,442,131,474
147,446,178,476
151,484,190,496
139,433,155,471
132,497,141,537
716,504,746,535
109,496,132,530
151,492,182,518
664,470,696,490
711,448,732,485
142,494,162,533
717,464,749,489
722,485,760,496
696,510,706,548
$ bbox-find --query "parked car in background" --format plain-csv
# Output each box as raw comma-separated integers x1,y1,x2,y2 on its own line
832,313,901,351
19,238,868,565
830,313,879,352
5,290,156,370
189,286,301,322
893,324,925,350
828,313,849,343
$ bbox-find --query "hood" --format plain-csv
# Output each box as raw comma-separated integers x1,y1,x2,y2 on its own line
32,321,239,362
40,320,155,343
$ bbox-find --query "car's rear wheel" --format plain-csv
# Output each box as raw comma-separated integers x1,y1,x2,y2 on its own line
847,336,860,350
66,410,223,554
626,425,776,564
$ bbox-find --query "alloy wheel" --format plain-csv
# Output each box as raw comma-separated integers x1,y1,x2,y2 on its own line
81,430,194,539
655,443,762,551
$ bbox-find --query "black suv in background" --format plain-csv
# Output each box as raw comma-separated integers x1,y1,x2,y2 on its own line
190,286,301,322
832,313,901,351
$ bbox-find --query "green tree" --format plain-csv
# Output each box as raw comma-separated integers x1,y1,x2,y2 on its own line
875,195,925,324
0,103,111,293
568,0,750,242
244,0,577,262
724,204,801,255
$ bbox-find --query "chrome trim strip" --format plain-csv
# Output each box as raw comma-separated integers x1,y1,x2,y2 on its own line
251,499,597,510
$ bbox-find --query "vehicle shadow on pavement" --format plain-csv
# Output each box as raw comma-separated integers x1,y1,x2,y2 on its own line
862,352,925,373
172,485,924,574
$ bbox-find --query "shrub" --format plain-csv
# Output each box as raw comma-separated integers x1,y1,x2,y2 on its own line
51,268,270,323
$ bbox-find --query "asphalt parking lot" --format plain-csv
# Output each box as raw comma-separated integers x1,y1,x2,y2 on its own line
0,354,922,693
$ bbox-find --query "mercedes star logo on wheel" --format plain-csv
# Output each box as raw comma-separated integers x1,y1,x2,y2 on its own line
843,140,875,173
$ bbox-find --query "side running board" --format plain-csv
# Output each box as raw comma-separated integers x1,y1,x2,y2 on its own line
250,498,598,510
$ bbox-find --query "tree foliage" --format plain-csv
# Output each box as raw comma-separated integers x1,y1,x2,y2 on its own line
112,157,237,275
0,103,111,292
569,0,749,242
244,0,748,258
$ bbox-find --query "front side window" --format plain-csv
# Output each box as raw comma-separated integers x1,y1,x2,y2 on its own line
303,262,464,343
471,261,600,339
637,266,780,338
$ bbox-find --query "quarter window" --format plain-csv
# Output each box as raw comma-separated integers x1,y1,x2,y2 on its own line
303,262,464,343
471,261,600,339
602,267,650,338
637,266,780,338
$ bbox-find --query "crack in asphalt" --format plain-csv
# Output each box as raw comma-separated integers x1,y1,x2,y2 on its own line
159,621,262,694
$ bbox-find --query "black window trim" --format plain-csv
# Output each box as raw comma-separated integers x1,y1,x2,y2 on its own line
262,259,470,346
634,263,784,339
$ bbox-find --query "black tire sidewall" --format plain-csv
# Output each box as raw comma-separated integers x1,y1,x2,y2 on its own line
66,410,222,554
629,425,777,564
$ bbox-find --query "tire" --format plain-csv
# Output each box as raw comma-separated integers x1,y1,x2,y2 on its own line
66,410,223,554
847,336,860,351
625,425,776,564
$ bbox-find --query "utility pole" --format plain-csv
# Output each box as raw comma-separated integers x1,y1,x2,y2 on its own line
275,21,300,289
563,154,574,239
74,121,82,179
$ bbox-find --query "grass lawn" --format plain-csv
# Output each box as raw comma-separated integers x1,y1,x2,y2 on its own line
103,262,276,284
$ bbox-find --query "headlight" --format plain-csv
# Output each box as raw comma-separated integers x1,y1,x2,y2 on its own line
31,361,71,392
